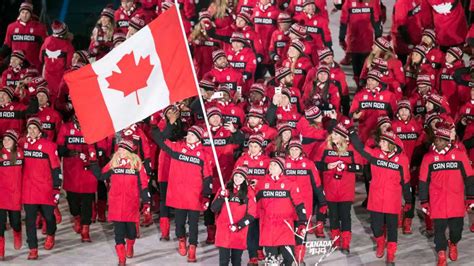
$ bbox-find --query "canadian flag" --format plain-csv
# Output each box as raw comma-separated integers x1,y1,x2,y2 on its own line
64,6,197,143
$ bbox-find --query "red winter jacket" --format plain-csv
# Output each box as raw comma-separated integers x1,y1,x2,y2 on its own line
438,60,464,115
266,103,302,131
392,117,425,159
1,67,26,88
191,37,221,80
239,26,265,61
269,29,290,63
251,4,280,64
288,0,328,19
4,19,48,70
212,187,257,250
226,47,257,92
0,100,38,136
282,56,313,90
57,122,97,194
314,142,362,202
39,36,74,100
425,0,468,46
284,156,326,218
114,5,144,34
339,0,381,53
37,106,62,142
152,127,213,211
391,0,430,54
419,145,474,219
205,66,244,95
267,85,303,112
236,0,258,13
296,117,330,159
256,174,306,246
0,148,23,211
234,152,270,187
241,124,278,150
293,13,332,50
302,79,341,112
202,126,244,192
349,87,397,142
21,137,61,206
95,161,149,222
350,133,412,214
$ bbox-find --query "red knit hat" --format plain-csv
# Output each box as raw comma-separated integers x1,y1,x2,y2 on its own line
422,29,436,43
303,0,315,6
270,157,286,171
317,65,330,76
237,11,252,25
207,106,222,119
51,20,68,37
129,15,146,31
397,99,412,112
376,115,391,128
289,24,307,39
212,49,226,63
101,4,115,20
367,69,382,83
199,11,212,21
333,123,349,140
75,50,90,64
374,37,392,52
26,117,42,132
275,67,292,81
232,166,248,179
28,77,47,91
11,50,25,61
412,45,428,59
0,87,14,100
317,48,333,61
230,32,247,44
305,105,322,120
188,125,204,140
36,86,50,99
248,107,265,119
278,12,292,23
371,58,388,72
19,1,33,13
249,83,266,96
3,129,19,143
199,79,215,91
288,138,303,150
277,122,293,135
248,134,264,147
434,127,451,141
447,47,463,61
113,32,126,46
416,74,432,87
118,139,136,153
289,39,305,54
24,67,39,78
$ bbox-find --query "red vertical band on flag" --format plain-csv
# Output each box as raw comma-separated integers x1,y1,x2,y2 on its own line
148,6,198,103
64,65,114,143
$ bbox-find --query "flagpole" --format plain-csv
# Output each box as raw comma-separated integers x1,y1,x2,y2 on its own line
173,2,234,225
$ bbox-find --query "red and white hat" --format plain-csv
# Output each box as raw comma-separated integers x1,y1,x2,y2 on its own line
11,50,25,61
289,39,305,54
275,67,291,81
317,48,333,61
26,117,43,132
207,106,222,119
188,125,205,140
317,65,330,76
288,138,303,150
248,134,265,147
237,11,252,25
249,83,266,96
376,115,391,128
230,32,247,44
212,49,226,63
446,47,463,61
198,11,212,21
277,122,293,135
371,58,388,72
19,1,33,13
199,79,215,91
412,45,428,59
416,74,432,87
3,129,19,143
248,107,265,119
75,50,90,64
367,69,382,83
101,4,115,20
270,157,286,171
397,99,412,112
278,12,292,23
434,127,451,141
289,24,307,39
36,86,50,99
113,32,126,46
51,20,68,37
129,15,146,31
374,37,392,52
333,123,349,140
422,29,436,43
232,166,249,179
118,139,136,153
0,87,15,100
305,105,322,120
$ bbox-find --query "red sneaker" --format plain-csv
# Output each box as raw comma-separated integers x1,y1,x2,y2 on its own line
187,244,197,262
178,237,187,256
448,241,458,261
27,248,38,260
44,235,55,250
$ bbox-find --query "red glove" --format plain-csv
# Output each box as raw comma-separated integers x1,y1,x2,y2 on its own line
296,224,306,237
466,200,474,212
421,202,430,216
53,189,61,205
202,198,210,211
403,203,412,212
319,204,328,214
141,203,153,226
219,189,230,198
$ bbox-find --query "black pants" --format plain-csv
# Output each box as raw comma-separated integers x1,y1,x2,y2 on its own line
370,211,398,242
404,185,417,218
24,204,56,248
328,201,352,231
264,245,294,266
97,181,107,201
175,208,199,245
351,53,370,81
67,191,95,225
247,219,260,258
433,217,464,252
159,182,170,218
113,221,137,245
219,247,244,266
0,209,21,236
204,194,216,226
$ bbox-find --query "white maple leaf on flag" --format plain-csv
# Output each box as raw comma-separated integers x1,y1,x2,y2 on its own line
432,2,452,15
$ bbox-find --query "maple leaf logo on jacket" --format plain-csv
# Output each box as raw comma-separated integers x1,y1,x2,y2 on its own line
106,52,154,104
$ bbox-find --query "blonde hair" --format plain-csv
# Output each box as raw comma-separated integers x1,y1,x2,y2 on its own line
110,150,143,170
326,134,348,155
190,22,206,42
209,0,228,19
